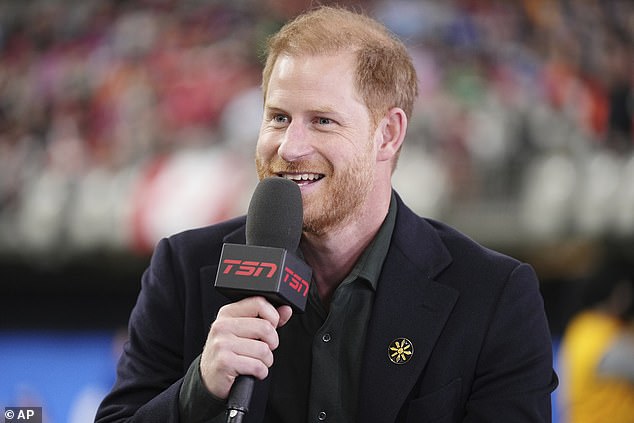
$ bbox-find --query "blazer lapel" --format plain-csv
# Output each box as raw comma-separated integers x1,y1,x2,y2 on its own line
358,199,459,422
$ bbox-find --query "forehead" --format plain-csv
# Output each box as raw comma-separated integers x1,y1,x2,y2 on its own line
266,52,365,109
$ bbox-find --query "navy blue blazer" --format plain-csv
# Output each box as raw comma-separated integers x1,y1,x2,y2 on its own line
96,192,557,422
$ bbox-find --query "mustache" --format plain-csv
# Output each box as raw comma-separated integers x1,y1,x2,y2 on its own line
262,157,330,175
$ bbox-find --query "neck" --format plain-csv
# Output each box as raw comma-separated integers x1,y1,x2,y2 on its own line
301,190,391,306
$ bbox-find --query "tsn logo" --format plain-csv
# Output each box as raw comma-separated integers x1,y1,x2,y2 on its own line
221,259,277,278
221,259,309,298
283,266,309,297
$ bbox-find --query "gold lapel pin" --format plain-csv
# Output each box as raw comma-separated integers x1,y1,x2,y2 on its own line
388,337,413,364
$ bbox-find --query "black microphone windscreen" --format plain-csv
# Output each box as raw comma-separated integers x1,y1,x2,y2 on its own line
246,177,303,251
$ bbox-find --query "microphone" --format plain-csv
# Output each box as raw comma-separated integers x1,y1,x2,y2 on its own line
214,177,312,423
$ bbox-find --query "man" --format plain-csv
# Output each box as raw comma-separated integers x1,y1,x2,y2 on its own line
96,6,557,423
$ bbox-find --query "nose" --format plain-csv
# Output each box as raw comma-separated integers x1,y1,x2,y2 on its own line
277,120,313,162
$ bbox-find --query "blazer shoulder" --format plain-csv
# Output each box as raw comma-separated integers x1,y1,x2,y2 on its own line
394,194,526,290
159,215,247,267
169,215,246,246
428,218,521,268
393,194,521,281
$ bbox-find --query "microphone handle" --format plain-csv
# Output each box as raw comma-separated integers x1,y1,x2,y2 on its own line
226,375,255,423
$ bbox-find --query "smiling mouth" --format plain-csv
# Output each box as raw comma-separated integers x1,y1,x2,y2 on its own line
278,173,325,185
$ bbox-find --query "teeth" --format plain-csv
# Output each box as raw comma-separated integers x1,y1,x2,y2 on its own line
282,173,321,181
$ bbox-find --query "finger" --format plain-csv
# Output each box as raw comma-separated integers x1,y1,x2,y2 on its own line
230,353,271,381
227,336,276,368
201,330,274,378
212,316,280,350
218,296,282,327
204,335,274,373
200,343,270,399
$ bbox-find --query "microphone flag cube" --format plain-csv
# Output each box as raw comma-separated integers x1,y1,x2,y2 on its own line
214,243,312,312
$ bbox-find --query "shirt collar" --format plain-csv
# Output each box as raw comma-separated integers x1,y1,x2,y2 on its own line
342,191,398,291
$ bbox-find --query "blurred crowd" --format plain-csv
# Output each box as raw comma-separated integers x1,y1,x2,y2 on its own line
0,0,632,260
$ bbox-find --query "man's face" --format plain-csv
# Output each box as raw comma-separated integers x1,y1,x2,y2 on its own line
256,52,378,235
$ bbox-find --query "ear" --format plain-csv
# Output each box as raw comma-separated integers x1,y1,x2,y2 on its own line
375,107,407,163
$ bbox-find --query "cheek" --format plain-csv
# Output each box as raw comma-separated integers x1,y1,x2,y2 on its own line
255,134,282,178
255,134,276,159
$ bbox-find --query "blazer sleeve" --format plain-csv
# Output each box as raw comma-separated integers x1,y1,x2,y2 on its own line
95,237,224,422
463,263,558,422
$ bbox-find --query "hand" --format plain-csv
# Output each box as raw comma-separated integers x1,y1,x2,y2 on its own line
199,296,293,399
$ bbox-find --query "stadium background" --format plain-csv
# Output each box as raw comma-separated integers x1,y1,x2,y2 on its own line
0,0,632,421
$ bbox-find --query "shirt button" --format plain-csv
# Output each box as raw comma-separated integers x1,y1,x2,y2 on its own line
318,411,327,421
322,333,331,343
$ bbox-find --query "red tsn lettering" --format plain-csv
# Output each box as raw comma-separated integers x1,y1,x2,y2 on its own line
222,259,278,278
258,262,277,277
222,259,241,274
284,267,310,297
235,261,260,276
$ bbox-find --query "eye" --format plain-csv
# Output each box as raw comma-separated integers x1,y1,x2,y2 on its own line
273,114,289,124
315,117,332,125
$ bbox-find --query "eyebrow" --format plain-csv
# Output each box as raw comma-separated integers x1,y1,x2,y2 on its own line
311,106,339,115
264,103,341,116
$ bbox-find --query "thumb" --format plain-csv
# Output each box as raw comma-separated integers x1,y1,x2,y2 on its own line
276,305,293,328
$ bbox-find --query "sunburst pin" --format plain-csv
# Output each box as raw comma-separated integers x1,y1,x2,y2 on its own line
388,337,413,364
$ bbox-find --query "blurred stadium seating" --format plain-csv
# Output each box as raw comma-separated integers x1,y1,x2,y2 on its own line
0,1,631,421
